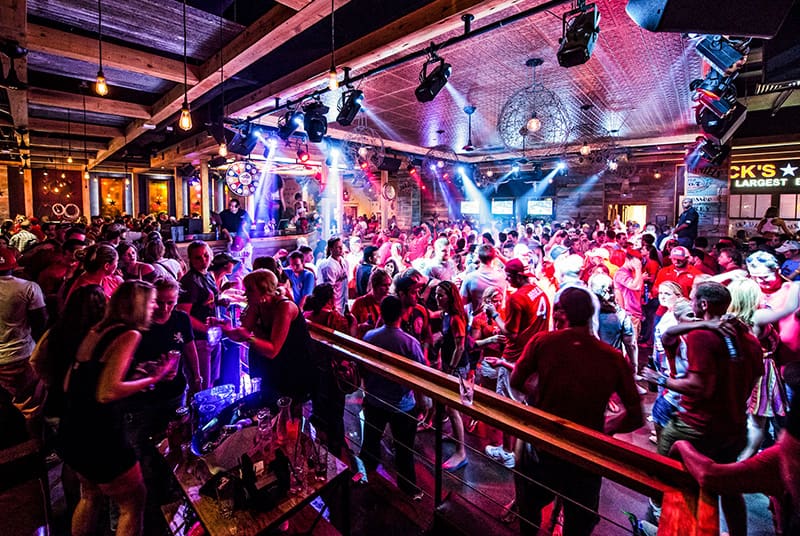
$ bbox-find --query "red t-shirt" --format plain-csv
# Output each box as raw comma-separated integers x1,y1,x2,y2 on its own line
651,265,701,299
472,312,503,358
351,293,381,325
514,328,641,431
502,283,550,363
679,329,763,440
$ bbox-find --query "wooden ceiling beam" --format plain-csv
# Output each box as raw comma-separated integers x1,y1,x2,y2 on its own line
228,0,527,118
90,0,351,169
29,117,123,138
274,0,312,10
150,131,217,169
27,23,199,85
1,0,29,130
29,134,106,151
29,88,152,120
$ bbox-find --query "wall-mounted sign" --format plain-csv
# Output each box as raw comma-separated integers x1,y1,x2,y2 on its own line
729,159,800,192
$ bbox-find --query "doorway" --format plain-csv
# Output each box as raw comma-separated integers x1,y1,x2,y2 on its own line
607,204,647,227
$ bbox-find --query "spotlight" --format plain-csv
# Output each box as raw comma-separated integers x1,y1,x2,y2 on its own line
579,142,591,156
358,158,369,170
607,159,618,171
556,161,566,170
303,101,329,143
229,123,258,155
436,160,445,169
415,52,452,103
297,147,310,163
557,3,601,68
695,35,747,76
277,110,304,140
336,89,364,126
692,72,738,118
407,165,418,176
696,103,747,146
686,137,730,171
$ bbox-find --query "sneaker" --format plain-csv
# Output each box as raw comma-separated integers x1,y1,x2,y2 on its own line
485,445,515,468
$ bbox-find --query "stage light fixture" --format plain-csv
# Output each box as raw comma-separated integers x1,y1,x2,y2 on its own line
229,123,258,156
692,72,737,118
696,103,747,146
695,35,747,76
579,142,591,156
415,51,452,103
336,89,364,126
303,101,329,143
607,159,618,171
686,137,730,171
557,3,600,68
277,110,304,140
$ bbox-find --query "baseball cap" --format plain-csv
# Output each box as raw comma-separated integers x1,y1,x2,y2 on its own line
670,246,690,258
586,248,610,260
776,240,800,253
626,248,643,259
211,252,238,270
504,258,533,277
0,247,18,271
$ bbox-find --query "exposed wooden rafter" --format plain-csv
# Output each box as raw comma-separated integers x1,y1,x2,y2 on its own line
28,87,151,119
29,117,122,138
1,0,29,130
150,131,217,169
27,23,200,85
274,0,312,10
228,0,527,118
29,134,106,151
89,0,352,170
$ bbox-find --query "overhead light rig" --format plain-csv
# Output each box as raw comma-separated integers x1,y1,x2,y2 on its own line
232,0,575,138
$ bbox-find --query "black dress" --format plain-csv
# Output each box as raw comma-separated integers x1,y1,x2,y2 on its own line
58,326,137,484
249,299,313,403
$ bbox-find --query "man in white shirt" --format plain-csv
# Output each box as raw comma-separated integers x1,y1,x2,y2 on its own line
460,245,506,314
317,237,349,314
0,247,47,436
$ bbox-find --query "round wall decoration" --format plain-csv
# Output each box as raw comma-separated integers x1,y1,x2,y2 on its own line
225,161,259,196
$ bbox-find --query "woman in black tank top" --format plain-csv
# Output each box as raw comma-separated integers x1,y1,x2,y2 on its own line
224,269,313,404
59,281,179,536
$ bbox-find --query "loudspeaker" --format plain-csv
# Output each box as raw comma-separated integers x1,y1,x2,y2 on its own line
625,0,794,38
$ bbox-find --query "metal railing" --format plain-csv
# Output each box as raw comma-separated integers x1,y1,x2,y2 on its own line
308,322,721,536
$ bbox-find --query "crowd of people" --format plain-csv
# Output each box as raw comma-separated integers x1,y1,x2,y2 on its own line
1,200,800,535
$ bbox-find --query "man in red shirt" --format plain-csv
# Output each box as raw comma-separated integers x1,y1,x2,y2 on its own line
643,281,762,535
651,246,700,300
511,286,643,535
483,258,550,468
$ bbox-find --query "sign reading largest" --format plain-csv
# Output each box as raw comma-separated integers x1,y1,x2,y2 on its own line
729,159,800,192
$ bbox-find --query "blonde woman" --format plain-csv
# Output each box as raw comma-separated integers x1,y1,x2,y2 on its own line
727,278,796,460
223,269,313,403
58,281,179,536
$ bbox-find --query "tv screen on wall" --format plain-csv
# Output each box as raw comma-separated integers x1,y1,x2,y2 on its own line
491,198,514,215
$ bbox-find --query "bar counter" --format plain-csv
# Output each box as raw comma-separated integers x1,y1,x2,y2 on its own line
173,231,319,263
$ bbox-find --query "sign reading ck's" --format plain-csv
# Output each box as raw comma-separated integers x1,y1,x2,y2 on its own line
730,160,800,191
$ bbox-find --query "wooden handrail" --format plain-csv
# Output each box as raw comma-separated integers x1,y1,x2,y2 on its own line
310,323,693,496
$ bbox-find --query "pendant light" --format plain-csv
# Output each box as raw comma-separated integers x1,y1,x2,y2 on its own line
217,10,227,157
178,0,193,131
66,109,73,163
327,0,338,91
94,0,108,96
82,83,91,180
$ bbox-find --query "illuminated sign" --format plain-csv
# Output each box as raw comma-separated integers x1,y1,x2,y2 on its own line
730,160,799,191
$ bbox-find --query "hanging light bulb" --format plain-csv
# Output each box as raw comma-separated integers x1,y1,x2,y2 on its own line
178,0,192,131
61,172,66,179
95,69,108,96
84,166,90,180
179,100,193,131
579,142,591,156
218,142,228,157
328,66,339,91
67,155,73,164
526,115,541,133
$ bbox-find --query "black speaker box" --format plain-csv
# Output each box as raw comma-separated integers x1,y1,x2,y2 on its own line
625,0,794,38
377,156,402,172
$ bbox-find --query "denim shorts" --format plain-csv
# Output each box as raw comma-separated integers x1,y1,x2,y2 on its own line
651,394,677,428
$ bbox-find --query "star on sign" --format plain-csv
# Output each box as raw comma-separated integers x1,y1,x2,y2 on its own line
780,163,798,177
